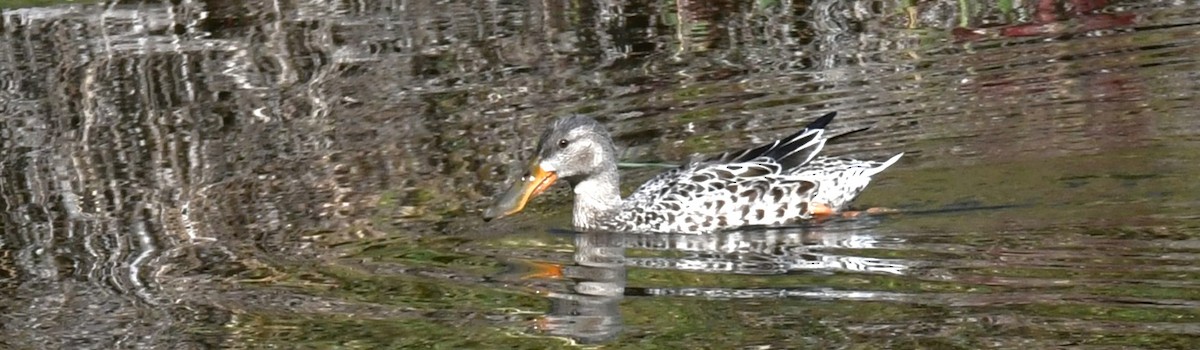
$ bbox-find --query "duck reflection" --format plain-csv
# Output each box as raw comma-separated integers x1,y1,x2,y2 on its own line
528,231,627,344
523,220,911,343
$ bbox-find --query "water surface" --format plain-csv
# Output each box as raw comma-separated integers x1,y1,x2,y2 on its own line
2,0,1200,348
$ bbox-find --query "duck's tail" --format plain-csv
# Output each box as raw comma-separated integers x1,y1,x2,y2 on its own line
863,152,905,178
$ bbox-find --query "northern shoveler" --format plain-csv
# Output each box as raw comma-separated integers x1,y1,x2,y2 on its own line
483,112,903,234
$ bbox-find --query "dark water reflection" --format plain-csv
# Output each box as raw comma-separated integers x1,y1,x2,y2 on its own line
3,0,1200,348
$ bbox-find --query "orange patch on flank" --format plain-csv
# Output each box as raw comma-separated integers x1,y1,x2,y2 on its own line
521,261,564,280
865,207,898,214
810,203,835,217
532,316,551,331
839,207,900,219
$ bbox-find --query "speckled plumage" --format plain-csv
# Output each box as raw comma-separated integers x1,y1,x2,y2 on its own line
485,111,903,234
593,112,902,234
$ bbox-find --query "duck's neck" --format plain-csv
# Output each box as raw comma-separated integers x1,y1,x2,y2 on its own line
571,168,622,230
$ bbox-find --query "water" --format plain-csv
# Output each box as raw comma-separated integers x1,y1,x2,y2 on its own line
2,0,1199,348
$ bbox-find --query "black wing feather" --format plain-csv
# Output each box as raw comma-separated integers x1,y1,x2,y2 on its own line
706,111,837,169
826,126,870,143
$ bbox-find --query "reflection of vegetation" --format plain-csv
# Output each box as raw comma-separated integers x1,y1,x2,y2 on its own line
856,144,1197,231
210,237,572,347
0,0,101,9
1010,303,1198,324
318,263,543,310
998,0,1015,20
629,268,986,293
219,315,569,349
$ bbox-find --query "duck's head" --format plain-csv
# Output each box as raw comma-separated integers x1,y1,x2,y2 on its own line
483,115,618,221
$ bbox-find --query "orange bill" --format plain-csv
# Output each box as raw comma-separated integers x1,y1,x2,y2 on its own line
483,158,559,221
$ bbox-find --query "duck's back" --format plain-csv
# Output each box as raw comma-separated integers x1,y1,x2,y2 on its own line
791,154,903,211
610,161,821,233
598,112,902,234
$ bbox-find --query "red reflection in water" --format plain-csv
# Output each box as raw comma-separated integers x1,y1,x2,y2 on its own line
953,0,1135,41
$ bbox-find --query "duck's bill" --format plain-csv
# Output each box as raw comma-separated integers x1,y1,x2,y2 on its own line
483,160,558,221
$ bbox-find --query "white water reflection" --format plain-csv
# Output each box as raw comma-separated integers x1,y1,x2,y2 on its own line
624,227,911,276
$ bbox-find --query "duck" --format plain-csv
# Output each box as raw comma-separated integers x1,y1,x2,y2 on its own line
482,112,903,234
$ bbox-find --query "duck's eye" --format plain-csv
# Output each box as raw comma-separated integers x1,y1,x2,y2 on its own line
557,139,569,148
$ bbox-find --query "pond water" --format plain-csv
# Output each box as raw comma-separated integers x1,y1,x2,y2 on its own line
3,0,1200,348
